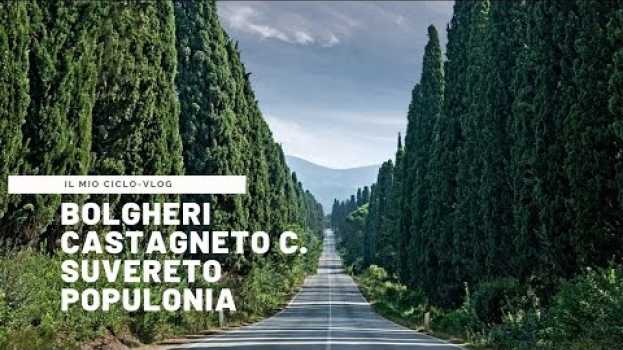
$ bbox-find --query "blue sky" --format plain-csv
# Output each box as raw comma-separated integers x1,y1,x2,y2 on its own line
217,1,454,169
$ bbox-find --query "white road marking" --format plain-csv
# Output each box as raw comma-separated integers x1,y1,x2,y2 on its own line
179,230,465,349
326,256,333,350
289,301,369,306
217,328,426,333
194,336,449,342
184,341,464,348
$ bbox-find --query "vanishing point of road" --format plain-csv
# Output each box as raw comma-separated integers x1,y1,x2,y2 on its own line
172,230,464,349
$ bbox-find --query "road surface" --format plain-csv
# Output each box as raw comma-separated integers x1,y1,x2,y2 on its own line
172,230,463,349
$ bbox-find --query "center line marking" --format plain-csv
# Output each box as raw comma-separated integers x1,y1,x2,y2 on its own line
326,242,333,350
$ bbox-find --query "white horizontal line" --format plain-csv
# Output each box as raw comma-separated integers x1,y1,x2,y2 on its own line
7,175,246,194
184,341,462,348
220,328,419,333
201,337,437,342
289,301,369,306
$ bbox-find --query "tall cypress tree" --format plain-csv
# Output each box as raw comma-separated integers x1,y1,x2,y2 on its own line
386,135,404,275
93,1,183,207
425,1,470,305
453,0,489,285
564,0,623,270
531,1,578,284
372,160,394,269
0,1,29,231
2,1,101,246
406,25,444,290
175,0,323,271
609,8,623,210
508,1,541,280
398,84,420,283
175,0,245,236
477,0,520,279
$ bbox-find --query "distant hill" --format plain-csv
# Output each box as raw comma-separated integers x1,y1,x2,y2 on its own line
286,155,380,213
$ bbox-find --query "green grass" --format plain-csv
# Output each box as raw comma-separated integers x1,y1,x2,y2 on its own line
0,228,322,350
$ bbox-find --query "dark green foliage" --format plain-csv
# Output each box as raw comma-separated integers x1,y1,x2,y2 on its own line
337,2,623,346
385,136,403,275
471,278,523,325
452,0,489,287
174,0,322,248
92,1,183,217
609,9,623,209
368,160,394,268
563,0,623,271
0,1,101,248
337,205,368,271
356,265,428,323
1,1,187,247
398,84,420,282
175,0,250,269
546,266,623,349
0,0,324,346
477,0,519,280
0,1,29,225
409,24,444,294
507,0,542,283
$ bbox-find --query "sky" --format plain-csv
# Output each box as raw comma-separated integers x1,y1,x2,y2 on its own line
217,1,454,169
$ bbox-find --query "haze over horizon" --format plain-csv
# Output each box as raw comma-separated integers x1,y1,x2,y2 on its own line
217,1,454,169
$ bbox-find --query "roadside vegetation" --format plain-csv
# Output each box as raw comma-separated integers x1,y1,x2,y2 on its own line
0,227,322,350
333,2,623,349
354,264,623,350
0,1,324,349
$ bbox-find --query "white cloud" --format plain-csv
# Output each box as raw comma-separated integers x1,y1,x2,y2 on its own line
322,33,340,48
248,23,290,41
220,6,290,42
294,31,315,45
218,3,341,48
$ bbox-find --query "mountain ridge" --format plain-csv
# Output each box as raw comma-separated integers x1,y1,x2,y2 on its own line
286,155,380,213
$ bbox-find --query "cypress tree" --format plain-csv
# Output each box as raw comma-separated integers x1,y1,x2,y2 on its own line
453,0,489,285
398,84,420,282
386,135,404,275
364,185,376,267
529,0,577,284
0,1,29,232
93,1,183,213
362,186,370,205
477,0,520,279
175,0,323,271
372,160,394,269
609,8,623,209
331,199,340,229
564,0,623,270
508,1,541,280
425,1,470,304
435,1,473,298
175,0,245,236
405,25,444,290
2,1,101,246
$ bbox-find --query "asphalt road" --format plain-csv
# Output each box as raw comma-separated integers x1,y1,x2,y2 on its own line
173,230,463,349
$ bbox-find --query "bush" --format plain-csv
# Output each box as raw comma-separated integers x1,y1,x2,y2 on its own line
0,228,322,349
544,266,623,349
433,278,527,344
433,303,483,339
357,265,428,322
472,278,524,325
488,266,623,350
488,287,544,350
357,266,623,350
